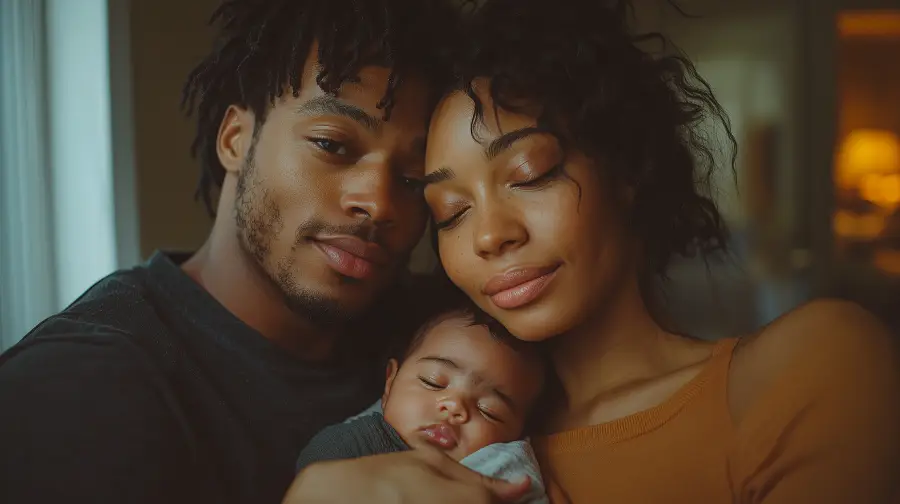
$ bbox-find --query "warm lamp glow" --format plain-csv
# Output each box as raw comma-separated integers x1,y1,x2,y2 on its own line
860,173,900,207
839,11,900,38
836,129,900,206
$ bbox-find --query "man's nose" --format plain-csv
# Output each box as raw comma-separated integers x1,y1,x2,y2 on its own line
339,164,397,226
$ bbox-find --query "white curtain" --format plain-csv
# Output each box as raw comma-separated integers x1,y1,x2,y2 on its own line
0,0,58,349
0,0,138,350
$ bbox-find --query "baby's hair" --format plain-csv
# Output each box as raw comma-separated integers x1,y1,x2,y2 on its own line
394,277,537,364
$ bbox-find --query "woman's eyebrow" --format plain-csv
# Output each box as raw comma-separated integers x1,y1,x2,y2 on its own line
484,126,550,160
422,166,455,186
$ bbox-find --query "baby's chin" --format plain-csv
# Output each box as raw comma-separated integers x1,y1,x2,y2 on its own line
435,443,476,462
425,438,501,461
399,429,472,460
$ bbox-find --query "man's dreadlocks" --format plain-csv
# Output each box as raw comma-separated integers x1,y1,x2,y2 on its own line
181,0,459,216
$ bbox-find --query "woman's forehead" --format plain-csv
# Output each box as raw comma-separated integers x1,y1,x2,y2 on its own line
426,90,546,172
432,90,540,140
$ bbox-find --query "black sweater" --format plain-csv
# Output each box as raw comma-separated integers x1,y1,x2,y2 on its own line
0,252,398,504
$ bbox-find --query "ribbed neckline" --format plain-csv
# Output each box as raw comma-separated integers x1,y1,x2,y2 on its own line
538,337,739,453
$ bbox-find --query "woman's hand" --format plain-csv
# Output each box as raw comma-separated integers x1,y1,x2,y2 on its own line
283,446,532,503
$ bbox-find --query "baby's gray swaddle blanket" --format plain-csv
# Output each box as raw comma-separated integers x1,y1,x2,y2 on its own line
343,402,549,504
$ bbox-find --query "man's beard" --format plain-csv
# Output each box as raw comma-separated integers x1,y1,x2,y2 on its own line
233,141,363,329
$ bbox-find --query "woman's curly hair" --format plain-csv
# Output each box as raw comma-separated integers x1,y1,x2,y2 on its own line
451,0,736,279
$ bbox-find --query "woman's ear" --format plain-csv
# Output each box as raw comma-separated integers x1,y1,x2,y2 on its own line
381,359,399,408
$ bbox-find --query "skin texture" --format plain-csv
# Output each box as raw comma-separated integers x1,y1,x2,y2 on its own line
382,316,544,461
182,46,431,358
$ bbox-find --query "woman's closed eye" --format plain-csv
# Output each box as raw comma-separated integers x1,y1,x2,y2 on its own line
433,208,467,231
511,162,564,189
432,200,469,231
431,163,565,231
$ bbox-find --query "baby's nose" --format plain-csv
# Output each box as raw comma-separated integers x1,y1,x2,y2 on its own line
439,398,469,423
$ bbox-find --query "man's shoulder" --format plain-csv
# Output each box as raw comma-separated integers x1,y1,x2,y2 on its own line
7,264,181,370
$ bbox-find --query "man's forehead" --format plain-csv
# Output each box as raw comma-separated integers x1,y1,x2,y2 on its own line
292,46,426,111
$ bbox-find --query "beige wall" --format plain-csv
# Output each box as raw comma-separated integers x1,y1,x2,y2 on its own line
130,0,219,258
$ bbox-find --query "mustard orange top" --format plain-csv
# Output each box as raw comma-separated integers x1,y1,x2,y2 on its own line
533,335,900,503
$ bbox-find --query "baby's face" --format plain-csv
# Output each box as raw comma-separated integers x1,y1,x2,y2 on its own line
382,316,544,461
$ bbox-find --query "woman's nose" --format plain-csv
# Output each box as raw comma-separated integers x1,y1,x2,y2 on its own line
472,207,528,259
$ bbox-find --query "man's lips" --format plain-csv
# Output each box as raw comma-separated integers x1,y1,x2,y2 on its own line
420,423,458,450
312,235,390,280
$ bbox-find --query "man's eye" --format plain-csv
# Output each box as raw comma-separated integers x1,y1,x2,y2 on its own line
308,137,348,156
401,177,425,193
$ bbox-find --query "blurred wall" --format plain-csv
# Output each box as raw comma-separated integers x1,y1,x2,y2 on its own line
130,0,218,259
840,38,900,138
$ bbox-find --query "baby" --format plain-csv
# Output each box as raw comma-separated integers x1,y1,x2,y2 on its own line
296,294,549,503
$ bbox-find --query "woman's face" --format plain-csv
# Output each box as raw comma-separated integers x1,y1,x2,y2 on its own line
423,89,636,341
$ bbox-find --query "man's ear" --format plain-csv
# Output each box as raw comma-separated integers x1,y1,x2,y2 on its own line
216,105,255,176
381,359,399,408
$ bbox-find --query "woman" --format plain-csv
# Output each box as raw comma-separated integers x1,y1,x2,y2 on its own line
420,0,900,502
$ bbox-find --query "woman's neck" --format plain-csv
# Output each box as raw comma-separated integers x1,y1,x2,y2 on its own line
549,275,705,414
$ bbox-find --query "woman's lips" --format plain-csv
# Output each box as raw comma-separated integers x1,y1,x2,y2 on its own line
482,264,560,310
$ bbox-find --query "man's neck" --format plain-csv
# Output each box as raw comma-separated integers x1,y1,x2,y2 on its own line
181,221,339,362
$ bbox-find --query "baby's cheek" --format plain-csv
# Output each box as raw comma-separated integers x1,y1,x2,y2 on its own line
383,407,415,443
467,423,513,453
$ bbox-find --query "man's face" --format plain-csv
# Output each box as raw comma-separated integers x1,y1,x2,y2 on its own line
220,48,431,325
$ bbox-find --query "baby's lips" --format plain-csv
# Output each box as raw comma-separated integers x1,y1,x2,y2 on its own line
421,423,458,449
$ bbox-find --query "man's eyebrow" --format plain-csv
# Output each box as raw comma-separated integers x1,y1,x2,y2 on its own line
484,126,549,161
418,356,460,368
422,167,455,186
295,95,382,132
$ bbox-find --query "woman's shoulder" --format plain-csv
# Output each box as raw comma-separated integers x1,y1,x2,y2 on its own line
727,298,898,423
722,299,900,500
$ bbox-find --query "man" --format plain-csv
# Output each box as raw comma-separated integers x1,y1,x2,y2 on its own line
0,1,524,503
